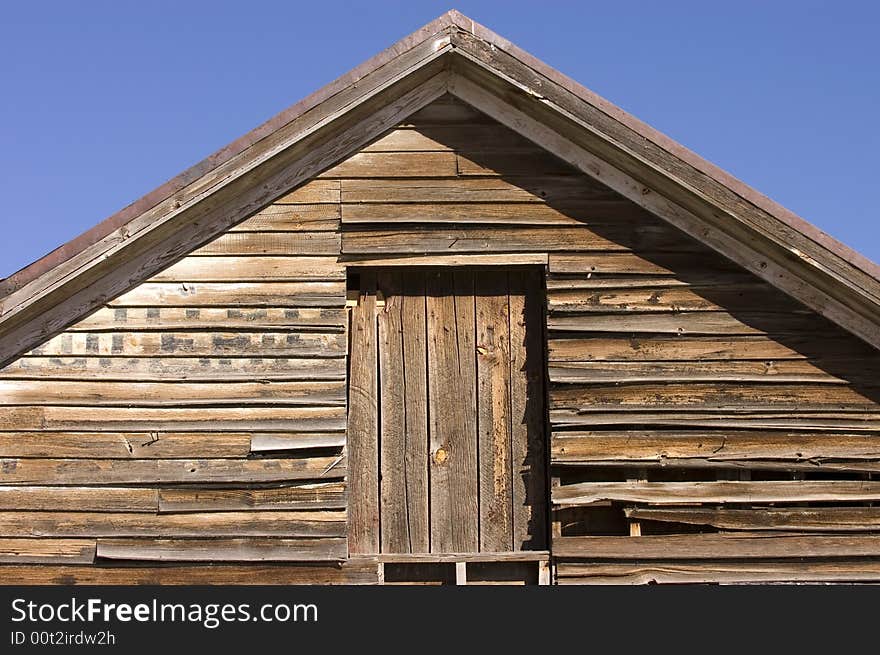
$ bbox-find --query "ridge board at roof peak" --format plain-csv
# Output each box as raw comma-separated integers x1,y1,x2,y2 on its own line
1,9,878,367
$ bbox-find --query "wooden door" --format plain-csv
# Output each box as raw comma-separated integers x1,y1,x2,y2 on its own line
347,267,547,555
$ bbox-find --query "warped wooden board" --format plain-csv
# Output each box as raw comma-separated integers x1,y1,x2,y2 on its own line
192,232,341,256
159,482,346,512
342,225,702,255
1,356,346,382
29,331,345,358
96,537,346,562
549,410,880,431
69,307,346,331
0,510,346,538
548,252,740,275
0,380,345,407
1,406,347,432
547,360,856,384
546,311,823,335
362,124,536,152
554,457,880,474
0,486,158,512
545,272,756,290
547,284,795,313
0,456,346,484
109,282,345,307
549,382,879,411
625,506,880,532
547,335,875,362
341,176,616,204
555,561,880,585
150,256,344,282
320,151,457,178
0,539,96,564
0,562,378,585
275,180,340,204
232,203,339,231
250,433,346,452
0,431,252,459
551,430,880,464
553,532,880,559
342,202,641,226
553,480,880,506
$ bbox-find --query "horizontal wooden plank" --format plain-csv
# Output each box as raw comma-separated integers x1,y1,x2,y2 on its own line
110,282,345,307
545,273,756,290
553,532,880,559
250,433,347,451
0,456,346,484
342,202,641,226
320,151,458,177
555,561,880,585
96,537,346,562
372,551,550,563
0,539,96,564
274,179,340,204
341,253,547,267
457,149,577,176
2,357,346,382
192,232,341,256
30,331,345,358
547,335,873,362
547,284,794,313
402,98,490,125
550,382,878,411
0,486,158,512
553,457,880,474
0,562,377,585
550,410,880,431
70,307,346,331
342,226,701,255
553,480,880,506
0,380,345,407
548,252,740,275
158,482,346,512
551,430,880,464
2,406,347,432
546,311,822,335
0,431,252,458
150,256,344,282
341,176,615,204
0,511,345,537
625,507,880,532
232,203,339,231
548,360,855,384
362,125,537,152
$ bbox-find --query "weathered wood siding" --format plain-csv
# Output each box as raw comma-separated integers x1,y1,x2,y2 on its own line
2,95,879,583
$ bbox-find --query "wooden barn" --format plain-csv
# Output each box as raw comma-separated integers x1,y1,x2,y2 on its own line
1,11,879,585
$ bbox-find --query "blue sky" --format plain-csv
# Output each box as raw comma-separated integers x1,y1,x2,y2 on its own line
1,1,877,278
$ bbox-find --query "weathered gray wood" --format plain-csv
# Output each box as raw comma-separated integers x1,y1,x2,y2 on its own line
249,433,346,452
0,486,158,512
475,270,513,551
378,270,408,553
96,537,346,562
0,380,345,407
342,253,547,267
549,410,880,431
69,307,346,331
150,256,344,282
362,124,536,152
546,311,822,335
553,480,880,506
342,202,637,226
0,539,96,564
110,282,345,307
400,270,430,553
274,180,340,204
625,507,880,532
0,511,345,538
321,151,457,178
2,356,346,382
0,456,346,484
347,269,380,555
192,232,341,256
551,430,880,464
374,550,549,563
0,431,252,459
232,203,339,231
553,532,880,559
158,482,346,512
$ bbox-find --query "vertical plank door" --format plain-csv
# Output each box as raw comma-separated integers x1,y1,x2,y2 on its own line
347,267,546,555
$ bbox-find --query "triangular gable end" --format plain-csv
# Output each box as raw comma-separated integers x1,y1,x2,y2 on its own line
1,9,878,366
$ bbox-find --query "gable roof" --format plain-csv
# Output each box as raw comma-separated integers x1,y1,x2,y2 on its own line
1,9,878,367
